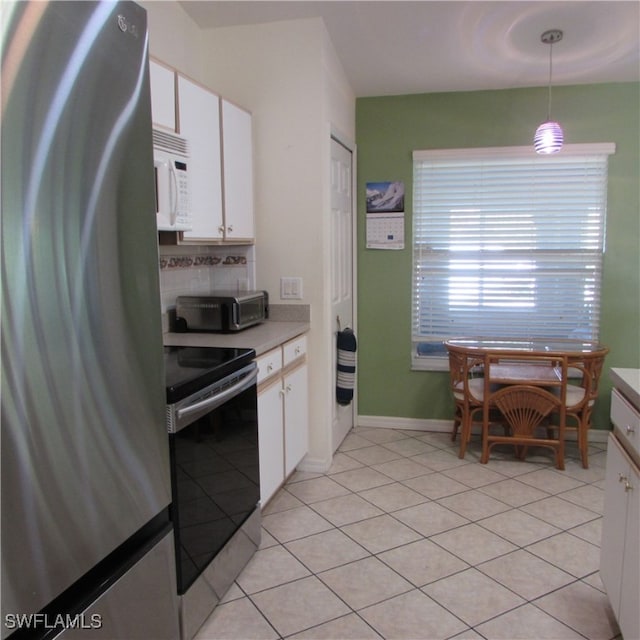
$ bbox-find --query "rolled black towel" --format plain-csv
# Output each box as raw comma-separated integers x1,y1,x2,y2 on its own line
336,328,357,405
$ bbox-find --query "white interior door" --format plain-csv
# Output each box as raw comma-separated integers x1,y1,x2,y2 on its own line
330,137,355,452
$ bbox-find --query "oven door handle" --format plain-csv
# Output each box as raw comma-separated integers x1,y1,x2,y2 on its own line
176,364,258,421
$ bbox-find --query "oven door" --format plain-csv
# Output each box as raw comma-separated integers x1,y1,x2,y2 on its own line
168,363,259,594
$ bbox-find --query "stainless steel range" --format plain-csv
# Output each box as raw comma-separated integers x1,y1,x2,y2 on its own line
164,346,261,640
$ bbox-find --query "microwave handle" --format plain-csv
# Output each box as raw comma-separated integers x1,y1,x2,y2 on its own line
155,158,170,217
168,161,178,226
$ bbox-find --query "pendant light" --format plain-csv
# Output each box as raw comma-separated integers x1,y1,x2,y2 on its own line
534,29,563,154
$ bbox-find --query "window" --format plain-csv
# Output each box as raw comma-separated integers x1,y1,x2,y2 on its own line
412,144,615,370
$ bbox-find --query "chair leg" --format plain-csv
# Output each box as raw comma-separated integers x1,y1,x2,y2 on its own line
555,443,565,470
578,415,590,469
458,415,471,459
555,425,566,470
451,415,461,442
515,445,528,460
480,417,490,464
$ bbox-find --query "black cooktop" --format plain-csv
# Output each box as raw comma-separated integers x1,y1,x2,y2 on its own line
163,346,255,404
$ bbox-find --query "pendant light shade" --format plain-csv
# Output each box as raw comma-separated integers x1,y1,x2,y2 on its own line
534,29,563,154
534,120,563,154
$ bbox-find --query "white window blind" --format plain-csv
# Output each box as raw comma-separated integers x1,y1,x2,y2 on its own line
412,144,614,367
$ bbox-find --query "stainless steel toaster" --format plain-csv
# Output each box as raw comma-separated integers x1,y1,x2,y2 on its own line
175,291,268,332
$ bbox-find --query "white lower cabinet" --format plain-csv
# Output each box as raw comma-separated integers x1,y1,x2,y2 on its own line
283,363,309,477
257,335,309,506
600,386,640,640
257,380,284,505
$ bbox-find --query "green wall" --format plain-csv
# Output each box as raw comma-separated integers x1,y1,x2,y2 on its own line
356,83,640,429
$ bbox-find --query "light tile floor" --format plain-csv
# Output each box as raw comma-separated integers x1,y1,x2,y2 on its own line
195,427,621,640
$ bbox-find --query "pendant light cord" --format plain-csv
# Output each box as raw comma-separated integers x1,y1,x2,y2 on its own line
534,29,563,154
547,41,554,121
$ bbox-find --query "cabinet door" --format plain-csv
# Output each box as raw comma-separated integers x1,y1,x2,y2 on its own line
149,60,175,131
618,444,640,640
221,100,254,241
601,435,629,620
177,76,224,241
283,364,309,476
257,381,284,506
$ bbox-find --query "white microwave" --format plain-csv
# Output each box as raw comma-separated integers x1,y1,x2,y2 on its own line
152,128,192,231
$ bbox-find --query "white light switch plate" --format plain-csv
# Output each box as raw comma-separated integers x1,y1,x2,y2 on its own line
280,277,303,300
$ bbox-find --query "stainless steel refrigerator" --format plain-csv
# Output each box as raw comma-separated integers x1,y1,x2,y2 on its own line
1,2,179,638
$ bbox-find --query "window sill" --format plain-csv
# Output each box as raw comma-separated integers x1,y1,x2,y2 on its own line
411,355,449,372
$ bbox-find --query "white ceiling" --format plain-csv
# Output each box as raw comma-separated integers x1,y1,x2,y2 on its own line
178,1,640,97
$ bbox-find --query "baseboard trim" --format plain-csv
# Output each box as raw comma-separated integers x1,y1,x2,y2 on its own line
296,455,333,474
357,415,610,444
357,415,452,433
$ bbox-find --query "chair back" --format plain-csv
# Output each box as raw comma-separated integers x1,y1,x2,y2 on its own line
491,385,561,438
566,348,609,409
447,344,488,406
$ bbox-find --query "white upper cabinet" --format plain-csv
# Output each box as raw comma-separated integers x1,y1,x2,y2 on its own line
221,100,254,242
149,60,176,131
177,76,224,241
150,60,255,244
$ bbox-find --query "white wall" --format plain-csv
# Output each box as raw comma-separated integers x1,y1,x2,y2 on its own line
201,19,326,300
141,1,205,82
141,2,356,470
322,26,357,144
201,18,355,470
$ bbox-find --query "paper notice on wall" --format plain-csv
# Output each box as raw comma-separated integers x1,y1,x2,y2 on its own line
366,213,404,249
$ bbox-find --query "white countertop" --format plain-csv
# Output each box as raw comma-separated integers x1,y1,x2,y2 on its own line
164,321,310,357
610,367,640,409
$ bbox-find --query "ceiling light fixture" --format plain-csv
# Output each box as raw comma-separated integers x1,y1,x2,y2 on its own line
534,29,563,154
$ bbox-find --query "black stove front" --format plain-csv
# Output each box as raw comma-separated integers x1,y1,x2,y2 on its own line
164,345,255,404
163,346,261,638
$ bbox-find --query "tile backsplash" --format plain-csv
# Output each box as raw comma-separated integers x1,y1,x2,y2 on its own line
158,244,255,314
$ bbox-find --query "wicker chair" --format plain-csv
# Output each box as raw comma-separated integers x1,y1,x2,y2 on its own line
556,349,609,468
447,346,490,459
482,384,565,469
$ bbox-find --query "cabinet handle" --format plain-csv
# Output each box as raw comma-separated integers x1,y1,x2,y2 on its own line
227,225,233,233
279,389,286,397
218,225,225,234
295,346,301,355
618,473,634,492
286,384,292,393
625,424,636,434
267,364,273,372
